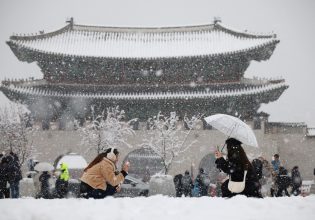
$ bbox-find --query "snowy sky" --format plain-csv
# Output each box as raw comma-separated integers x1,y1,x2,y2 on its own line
0,0,314,127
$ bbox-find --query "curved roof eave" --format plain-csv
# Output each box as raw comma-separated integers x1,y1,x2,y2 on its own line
8,21,277,39
215,23,277,39
7,39,279,62
7,21,280,61
1,81,288,101
9,23,72,41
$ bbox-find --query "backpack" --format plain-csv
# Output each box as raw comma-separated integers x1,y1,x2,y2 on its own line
252,159,263,180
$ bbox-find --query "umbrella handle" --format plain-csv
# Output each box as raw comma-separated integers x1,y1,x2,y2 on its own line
220,143,226,152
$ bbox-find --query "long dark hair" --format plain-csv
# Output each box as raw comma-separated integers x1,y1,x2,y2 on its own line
84,148,119,172
226,138,253,171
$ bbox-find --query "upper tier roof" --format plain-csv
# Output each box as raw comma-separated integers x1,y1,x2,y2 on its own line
8,19,279,59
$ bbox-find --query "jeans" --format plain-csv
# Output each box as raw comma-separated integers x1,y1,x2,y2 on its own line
10,182,20,198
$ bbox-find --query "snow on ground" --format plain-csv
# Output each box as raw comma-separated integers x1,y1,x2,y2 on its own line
1,195,314,220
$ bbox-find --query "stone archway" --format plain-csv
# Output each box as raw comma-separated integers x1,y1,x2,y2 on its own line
123,148,164,181
199,153,219,184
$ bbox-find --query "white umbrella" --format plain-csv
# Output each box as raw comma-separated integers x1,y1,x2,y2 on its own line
56,153,87,169
34,162,54,172
204,114,258,148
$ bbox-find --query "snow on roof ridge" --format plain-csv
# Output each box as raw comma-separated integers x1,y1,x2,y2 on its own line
73,23,214,33
216,22,277,39
6,81,287,100
9,20,275,38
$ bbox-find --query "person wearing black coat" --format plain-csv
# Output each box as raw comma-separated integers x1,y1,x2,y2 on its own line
252,158,263,180
215,138,262,198
0,155,9,199
39,171,52,199
291,166,302,196
173,174,183,197
195,168,209,197
7,152,23,198
181,170,193,197
275,166,291,197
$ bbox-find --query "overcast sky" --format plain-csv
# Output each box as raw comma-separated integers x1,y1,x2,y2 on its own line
0,0,314,126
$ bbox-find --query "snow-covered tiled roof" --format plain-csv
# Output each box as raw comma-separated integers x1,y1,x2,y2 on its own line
2,81,287,101
8,21,279,59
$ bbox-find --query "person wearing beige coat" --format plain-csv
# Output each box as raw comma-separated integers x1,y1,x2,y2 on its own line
80,148,129,199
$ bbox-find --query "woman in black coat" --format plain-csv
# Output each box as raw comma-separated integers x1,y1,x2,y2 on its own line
291,166,302,196
215,138,262,198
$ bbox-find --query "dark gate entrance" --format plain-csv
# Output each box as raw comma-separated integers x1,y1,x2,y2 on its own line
123,148,163,181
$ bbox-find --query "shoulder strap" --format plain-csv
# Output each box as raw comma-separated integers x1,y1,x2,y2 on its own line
243,170,248,181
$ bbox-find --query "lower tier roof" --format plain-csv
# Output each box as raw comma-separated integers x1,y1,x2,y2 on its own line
1,78,287,102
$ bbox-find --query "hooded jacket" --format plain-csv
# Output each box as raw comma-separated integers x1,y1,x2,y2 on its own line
60,163,70,181
80,157,126,190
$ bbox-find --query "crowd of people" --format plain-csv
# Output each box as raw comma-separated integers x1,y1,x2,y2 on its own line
0,140,306,199
0,147,130,199
255,154,303,197
173,139,304,198
0,151,71,199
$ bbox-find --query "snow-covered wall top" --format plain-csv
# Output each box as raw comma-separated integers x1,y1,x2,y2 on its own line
8,22,279,59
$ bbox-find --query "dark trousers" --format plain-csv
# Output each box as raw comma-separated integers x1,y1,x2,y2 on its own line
80,181,107,199
291,185,301,196
182,187,192,197
276,187,290,197
175,187,183,197
270,188,275,197
10,182,20,198
80,181,117,199
56,179,69,198
39,187,52,199
0,186,8,199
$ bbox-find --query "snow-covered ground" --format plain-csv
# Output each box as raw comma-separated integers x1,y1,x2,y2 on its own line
1,195,314,220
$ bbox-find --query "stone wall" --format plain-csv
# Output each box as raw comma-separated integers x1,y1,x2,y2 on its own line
24,121,315,180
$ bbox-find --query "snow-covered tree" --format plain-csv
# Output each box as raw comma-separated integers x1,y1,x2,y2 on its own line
183,113,202,130
80,106,135,154
141,112,201,174
0,104,34,166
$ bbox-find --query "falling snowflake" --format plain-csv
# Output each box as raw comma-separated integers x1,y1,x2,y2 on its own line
155,70,163,77
189,82,196,87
